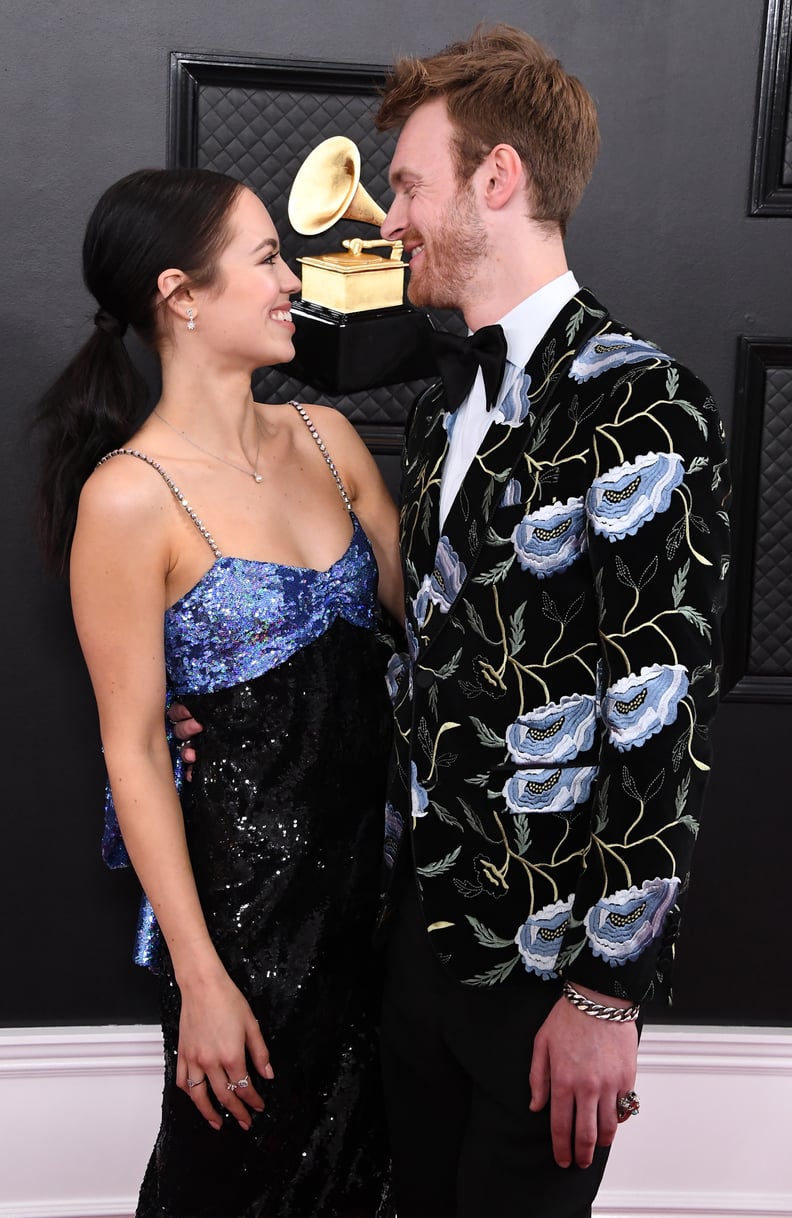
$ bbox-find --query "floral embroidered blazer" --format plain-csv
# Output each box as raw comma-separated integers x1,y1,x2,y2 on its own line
385,288,731,1004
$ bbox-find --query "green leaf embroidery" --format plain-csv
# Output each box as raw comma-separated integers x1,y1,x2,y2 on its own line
464,774,491,788
429,801,463,831
512,813,532,857
566,307,584,344
463,956,519,986
465,915,516,950
687,455,709,475
458,797,497,842
679,605,713,641
416,846,462,878
473,556,515,585
672,559,690,607
464,600,492,642
678,399,709,438
666,367,680,399
676,813,700,837
434,649,463,679
470,717,506,749
509,602,526,654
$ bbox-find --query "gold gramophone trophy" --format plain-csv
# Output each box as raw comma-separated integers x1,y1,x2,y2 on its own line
285,135,435,393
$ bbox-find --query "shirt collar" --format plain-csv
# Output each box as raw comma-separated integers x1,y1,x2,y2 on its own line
491,270,580,371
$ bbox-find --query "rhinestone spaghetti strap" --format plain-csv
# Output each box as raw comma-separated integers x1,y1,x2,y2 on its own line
290,401,353,513
95,448,222,559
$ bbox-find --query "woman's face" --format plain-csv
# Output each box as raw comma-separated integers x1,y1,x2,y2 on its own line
191,187,302,371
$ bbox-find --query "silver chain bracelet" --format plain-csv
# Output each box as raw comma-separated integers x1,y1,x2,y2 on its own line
561,981,640,1022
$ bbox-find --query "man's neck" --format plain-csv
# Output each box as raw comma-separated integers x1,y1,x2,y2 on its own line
461,225,569,332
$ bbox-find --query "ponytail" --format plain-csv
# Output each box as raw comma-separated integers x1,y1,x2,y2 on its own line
34,319,148,577
33,166,244,578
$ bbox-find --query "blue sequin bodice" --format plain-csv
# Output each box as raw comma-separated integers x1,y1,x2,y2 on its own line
164,515,378,695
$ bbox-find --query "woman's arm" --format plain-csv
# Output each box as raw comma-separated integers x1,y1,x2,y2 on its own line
70,462,272,1130
312,408,404,624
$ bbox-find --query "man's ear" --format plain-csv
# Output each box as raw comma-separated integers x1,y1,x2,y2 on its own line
157,268,194,325
481,143,525,211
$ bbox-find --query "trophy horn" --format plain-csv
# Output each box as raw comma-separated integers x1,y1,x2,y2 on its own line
288,135,385,235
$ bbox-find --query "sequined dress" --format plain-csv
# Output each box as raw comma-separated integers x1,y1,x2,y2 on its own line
101,407,394,1218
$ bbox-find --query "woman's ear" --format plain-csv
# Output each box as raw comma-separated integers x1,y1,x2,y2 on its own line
481,143,525,211
157,269,194,326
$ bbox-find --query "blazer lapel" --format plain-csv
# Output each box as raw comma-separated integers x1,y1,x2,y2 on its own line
415,289,610,656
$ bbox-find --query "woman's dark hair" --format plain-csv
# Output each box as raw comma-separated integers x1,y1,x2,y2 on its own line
35,167,245,576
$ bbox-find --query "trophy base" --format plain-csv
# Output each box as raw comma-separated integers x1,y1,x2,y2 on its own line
281,299,438,394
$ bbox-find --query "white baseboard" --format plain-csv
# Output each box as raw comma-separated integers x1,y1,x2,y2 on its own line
1,1024,790,1218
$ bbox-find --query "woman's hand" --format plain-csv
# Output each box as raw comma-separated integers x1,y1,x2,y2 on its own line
167,701,204,780
175,969,274,1131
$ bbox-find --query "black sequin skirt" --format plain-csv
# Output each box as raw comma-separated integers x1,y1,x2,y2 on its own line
137,619,394,1218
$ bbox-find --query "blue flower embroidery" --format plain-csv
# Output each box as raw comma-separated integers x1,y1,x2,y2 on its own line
569,333,671,383
384,801,404,870
405,620,419,665
584,876,681,965
586,451,684,541
493,370,532,428
385,651,407,703
502,766,597,813
412,575,433,629
410,762,430,818
511,497,587,578
428,536,467,613
514,895,575,980
500,477,523,508
506,694,598,765
602,664,689,751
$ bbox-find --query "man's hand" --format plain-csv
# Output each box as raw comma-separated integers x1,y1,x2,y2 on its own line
529,985,638,1169
167,701,204,779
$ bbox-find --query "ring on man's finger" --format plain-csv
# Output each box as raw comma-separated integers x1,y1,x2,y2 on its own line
616,1089,640,1122
187,1076,206,1090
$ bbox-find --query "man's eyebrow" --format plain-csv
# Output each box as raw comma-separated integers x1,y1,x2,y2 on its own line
389,167,415,188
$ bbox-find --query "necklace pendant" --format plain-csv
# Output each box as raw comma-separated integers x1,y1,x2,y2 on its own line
254,473,263,484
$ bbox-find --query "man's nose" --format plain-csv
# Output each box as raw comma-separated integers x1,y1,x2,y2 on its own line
380,196,405,242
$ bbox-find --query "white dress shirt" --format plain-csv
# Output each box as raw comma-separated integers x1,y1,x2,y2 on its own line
438,270,580,528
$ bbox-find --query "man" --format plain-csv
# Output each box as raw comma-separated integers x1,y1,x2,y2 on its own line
372,24,730,1218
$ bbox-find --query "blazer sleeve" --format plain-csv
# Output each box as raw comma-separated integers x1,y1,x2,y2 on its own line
556,358,731,1003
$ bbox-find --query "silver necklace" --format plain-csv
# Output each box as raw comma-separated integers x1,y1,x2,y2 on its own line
153,409,263,483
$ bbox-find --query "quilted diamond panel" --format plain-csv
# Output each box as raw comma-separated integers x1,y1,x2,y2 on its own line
749,364,792,674
785,76,792,185
173,65,463,437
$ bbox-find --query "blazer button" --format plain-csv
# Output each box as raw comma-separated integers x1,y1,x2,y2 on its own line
414,668,434,688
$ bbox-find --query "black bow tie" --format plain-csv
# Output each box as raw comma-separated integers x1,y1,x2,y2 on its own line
430,323,508,412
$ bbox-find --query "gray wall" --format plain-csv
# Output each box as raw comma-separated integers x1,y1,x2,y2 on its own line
2,0,788,1025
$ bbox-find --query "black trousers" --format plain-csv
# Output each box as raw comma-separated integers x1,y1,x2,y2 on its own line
379,878,611,1218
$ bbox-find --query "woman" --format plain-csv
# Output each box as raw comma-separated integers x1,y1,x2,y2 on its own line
36,167,402,1218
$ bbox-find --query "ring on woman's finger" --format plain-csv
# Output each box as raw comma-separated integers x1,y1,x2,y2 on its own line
187,1076,206,1090
616,1089,640,1122
226,1080,238,1093
235,1073,251,1089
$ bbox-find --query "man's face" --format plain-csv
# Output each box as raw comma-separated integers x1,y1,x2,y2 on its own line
382,98,489,312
